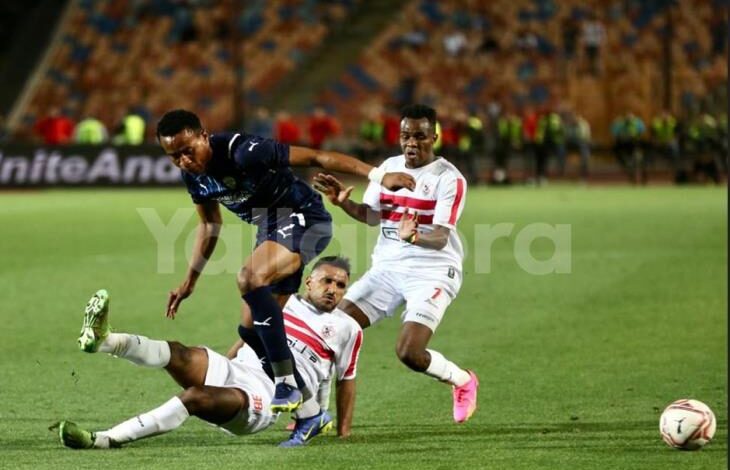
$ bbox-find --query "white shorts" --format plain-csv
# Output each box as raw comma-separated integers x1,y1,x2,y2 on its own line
204,345,278,435
343,268,459,332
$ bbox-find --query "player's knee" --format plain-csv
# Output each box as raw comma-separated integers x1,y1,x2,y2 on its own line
237,268,271,293
179,386,213,415
167,341,191,368
395,342,429,372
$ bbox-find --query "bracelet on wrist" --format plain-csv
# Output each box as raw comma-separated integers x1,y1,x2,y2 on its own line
406,231,419,244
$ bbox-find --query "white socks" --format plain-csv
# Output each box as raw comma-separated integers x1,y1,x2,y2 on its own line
94,397,189,447
98,333,171,368
424,349,471,387
295,396,322,420
316,377,332,412
274,374,297,387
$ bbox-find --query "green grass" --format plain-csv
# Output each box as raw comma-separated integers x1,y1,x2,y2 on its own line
0,186,726,469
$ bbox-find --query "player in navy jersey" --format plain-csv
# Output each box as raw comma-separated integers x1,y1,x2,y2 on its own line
156,109,414,415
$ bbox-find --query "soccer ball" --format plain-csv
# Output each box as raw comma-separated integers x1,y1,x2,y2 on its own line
659,399,716,450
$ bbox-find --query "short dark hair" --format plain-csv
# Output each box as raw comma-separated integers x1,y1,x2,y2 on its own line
311,255,351,277
400,104,437,128
156,109,202,139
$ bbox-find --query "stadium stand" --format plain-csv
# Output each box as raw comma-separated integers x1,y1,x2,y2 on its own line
2,0,726,154
316,0,727,144
9,0,359,141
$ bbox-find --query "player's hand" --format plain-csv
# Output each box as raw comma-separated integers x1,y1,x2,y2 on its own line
312,173,353,206
166,281,193,319
382,172,416,191
399,208,419,241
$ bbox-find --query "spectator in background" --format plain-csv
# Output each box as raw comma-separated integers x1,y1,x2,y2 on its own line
522,104,539,183
246,107,273,139
453,110,483,184
274,111,301,145
74,116,109,144
581,13,605,76
433,113,458,160
307,107,339,150
112,111,146,145
493,106,522,185
650,110,680,182
394,25,428,51
382,107,401,154
515,28,539,53
34,107,74,145
685,112,722,184
443,28,468,57
611,111,647,184
563,110,591,182
535,108,565,184
356,104,385,164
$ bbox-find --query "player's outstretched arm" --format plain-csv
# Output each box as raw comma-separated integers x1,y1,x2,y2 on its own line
166,200,222,318
312,173,380,226
335,379,356,438
289,146,415,191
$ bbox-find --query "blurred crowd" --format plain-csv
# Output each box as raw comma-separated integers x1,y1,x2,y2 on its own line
611,108,728,184
5,0,726,150
0,0,725,185
17,99,727,185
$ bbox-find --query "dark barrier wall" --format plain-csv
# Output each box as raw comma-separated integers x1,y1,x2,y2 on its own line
0,145,183,187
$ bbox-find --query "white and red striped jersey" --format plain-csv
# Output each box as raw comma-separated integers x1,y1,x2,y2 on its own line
362,155,466,277
283,295,363,390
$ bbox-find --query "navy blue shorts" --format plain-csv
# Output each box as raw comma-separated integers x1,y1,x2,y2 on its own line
255,198,333,294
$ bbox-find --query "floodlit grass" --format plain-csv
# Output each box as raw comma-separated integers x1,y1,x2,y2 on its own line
0,185,726,469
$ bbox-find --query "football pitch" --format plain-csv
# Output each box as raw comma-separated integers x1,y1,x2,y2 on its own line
1,185,726,469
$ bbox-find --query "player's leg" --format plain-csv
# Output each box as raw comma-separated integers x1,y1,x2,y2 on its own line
55,385,247,449
78,290,208,386
240,207,332,413
337,299,372,328
397,285,478,423
228,293,287,371
238,240,307,412
278,359,333,447
337,268,402,329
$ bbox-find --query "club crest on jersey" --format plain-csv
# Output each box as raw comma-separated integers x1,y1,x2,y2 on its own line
422,183,431,195
222,177,237,189
321,324,335,339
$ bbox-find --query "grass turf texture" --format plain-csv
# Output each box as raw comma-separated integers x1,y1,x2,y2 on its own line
0,186,726,469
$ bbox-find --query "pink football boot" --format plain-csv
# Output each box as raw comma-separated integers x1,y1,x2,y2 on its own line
452,370,479,423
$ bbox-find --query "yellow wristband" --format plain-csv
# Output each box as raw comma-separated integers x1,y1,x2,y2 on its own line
407,231,419,244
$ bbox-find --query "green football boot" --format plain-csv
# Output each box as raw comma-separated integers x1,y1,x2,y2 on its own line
78,289,111,353
50,421,95,449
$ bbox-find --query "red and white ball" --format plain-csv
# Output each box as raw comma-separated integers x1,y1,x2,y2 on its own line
659,399,716,450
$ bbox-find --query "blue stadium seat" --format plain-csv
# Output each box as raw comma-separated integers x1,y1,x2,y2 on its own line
347,65,380,92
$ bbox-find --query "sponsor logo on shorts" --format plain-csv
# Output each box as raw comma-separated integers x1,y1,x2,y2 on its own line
382,227,400,241
415,312,436,323
252,395,264,412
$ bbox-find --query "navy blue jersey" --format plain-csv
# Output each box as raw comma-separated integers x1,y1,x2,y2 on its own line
181,132,322,224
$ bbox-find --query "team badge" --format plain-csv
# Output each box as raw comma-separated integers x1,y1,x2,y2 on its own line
422,183,430,195
222,177,237,188
321,324,335,339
